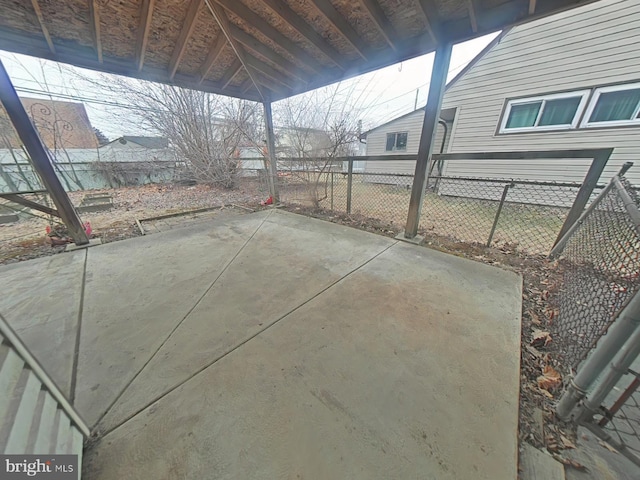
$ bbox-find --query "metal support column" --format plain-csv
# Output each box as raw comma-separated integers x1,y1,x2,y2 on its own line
262,100,280,203
404,43,452,238
0,60,89,245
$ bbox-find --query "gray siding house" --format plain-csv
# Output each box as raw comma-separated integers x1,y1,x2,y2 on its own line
363,0,640,185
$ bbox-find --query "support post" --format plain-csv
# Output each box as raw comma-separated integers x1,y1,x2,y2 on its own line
404,43,452,238
487,183,512,246
0,60,89,245
553,148,613,247
346,159,353,214
262,100,280,203
330,171,334,211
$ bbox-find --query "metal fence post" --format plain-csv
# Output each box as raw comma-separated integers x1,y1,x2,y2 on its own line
330,171,334,211
557,287,640,421
346,159,353,214
487,182,512,247
578,321,640,423
553,148,613,247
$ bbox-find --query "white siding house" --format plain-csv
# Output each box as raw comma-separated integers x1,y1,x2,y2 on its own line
362,109,452,175
364,0,640,185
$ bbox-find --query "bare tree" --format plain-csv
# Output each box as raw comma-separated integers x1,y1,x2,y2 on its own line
72,73,263,189
274,84,360,207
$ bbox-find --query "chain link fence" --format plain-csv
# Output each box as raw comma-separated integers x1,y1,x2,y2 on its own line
552,169,640,468
277,165,592,256
550,175,640,369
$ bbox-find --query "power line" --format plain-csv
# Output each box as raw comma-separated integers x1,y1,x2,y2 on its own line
12,86,159,112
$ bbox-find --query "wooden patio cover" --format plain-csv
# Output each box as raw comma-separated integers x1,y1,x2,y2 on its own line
0,0,599,101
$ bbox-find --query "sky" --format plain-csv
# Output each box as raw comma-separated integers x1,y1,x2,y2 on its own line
0,31,499,140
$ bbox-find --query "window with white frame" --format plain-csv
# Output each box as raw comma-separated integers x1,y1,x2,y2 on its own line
385,132,408,151
581,83,640,128
499,91,590,133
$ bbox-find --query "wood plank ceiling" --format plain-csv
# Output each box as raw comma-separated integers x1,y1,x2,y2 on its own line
0,0,600,102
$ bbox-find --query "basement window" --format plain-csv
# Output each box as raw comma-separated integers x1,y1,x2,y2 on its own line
499,91,590,133
386,132,408,151
582,83,640,128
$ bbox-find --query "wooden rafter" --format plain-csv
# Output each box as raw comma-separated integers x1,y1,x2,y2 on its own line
198,34,227,83
467,0,478,32
359,0,398,50
88,0,102,62
240,78,253,93
30,0,55,54
135,0,155,71
220,58,243,88
205,0,265,99
255,74,287,97
529,0,537,15
259,0,348,70
416,0,439,43
213,0,323,74
308,0,369,60
229,24,308,83
169,0,203,80
244,55,295,89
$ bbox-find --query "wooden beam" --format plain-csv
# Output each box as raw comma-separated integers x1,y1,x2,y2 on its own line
228,24,308,83
359,0,398,50
244,54,295,89
88,0,102,63
259,0,348,70
240,77,253,93
404,42,452,238
1,193,60,217
467,0,478,32
214,0,324,73
205,0,265,98
198,33,227,83
135,0,155,71
308,0,370,60
30,0,55,54
220,59,243,89
169,0,203,80
416,0,439,43
529,0,537,14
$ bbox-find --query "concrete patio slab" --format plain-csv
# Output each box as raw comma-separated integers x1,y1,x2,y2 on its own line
83,231,521,480
74,211,271,426
0,251,86,396
99,211,394,433
0,210,523,478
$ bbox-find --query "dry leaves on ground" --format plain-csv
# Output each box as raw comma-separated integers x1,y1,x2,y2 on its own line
531,329,552,348
599,440,619,454
537,365,562,392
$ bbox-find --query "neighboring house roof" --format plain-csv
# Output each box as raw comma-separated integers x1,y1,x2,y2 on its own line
102,136,169,149
361,30,508,138
0,97,98,149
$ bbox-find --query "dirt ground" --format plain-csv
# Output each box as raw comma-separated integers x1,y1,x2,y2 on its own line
0,183,583,470
0,181,269,264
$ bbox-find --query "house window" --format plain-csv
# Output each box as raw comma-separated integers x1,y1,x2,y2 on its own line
499,91,590,133
386,132,408,151
582,83,640,128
